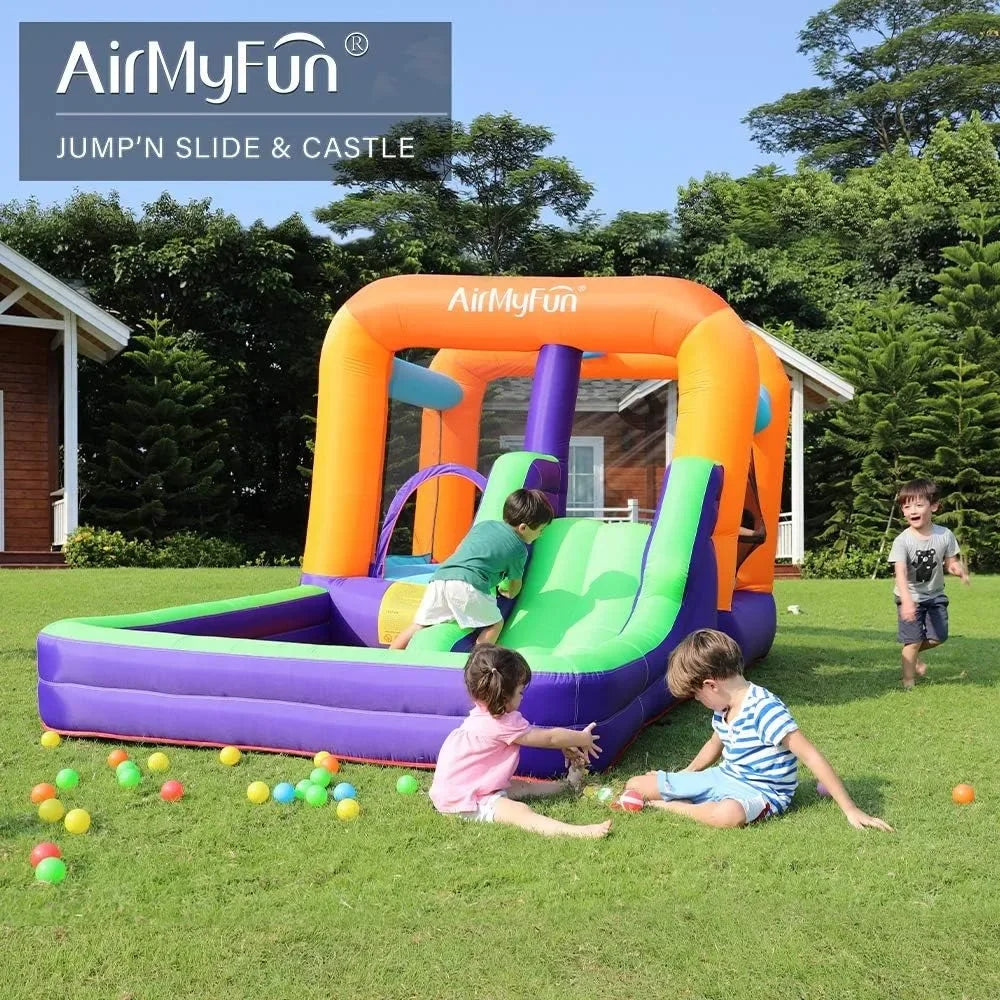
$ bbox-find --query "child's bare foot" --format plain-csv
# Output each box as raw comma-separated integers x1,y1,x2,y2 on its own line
915,660,927,677
570,819,612,838
901,679,915,691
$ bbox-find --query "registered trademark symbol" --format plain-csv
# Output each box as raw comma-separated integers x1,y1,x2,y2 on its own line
345,32,369,56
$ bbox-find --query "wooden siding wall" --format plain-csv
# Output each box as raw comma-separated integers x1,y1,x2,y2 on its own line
1,331,55,549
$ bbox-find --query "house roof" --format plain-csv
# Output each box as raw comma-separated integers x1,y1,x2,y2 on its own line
482,323,853,414
0,240,131,362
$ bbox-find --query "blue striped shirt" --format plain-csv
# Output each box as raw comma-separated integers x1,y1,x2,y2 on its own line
713,683,799,811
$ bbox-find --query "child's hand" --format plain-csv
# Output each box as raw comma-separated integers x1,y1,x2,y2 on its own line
900,600,917,622
563,747,587,767
577,722,602,761
844,806,894,832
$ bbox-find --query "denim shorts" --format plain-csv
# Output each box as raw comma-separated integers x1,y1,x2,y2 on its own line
656,768,777,824
896,594,949,645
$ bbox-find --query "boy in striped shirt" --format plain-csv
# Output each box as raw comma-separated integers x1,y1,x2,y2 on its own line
625,629,893,831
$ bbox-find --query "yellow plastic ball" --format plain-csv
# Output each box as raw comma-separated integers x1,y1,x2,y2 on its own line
247,781,270,804
147,752,170,772
336,798,360,822
64,808,91,834
313,750,331,767
38,798,66,823
40,730,62,749
219,746,242,766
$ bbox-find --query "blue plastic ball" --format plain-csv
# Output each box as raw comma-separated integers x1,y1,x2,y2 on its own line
332,782,356,802
754,386,772,435
273,782,296,804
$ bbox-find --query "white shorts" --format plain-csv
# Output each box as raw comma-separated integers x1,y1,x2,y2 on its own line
457,791,506,823
415,580,502,629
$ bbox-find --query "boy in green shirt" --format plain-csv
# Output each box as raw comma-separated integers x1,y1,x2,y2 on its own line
390,489,554,650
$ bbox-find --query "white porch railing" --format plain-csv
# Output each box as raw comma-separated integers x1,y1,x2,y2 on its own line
567,499,657,523
51,489,67,548
776,511,793,560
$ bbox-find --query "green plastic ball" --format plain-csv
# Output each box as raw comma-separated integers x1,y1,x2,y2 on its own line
294,779,313,801
309,767,332,788
304,784,328,807
55,768,80,791
396,774,419,795
35,857,67,884
117,766,142,788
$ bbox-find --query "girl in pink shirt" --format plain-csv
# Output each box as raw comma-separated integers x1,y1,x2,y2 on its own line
429,646,612,839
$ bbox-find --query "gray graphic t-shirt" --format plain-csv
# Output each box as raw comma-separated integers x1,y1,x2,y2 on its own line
888,525,960,602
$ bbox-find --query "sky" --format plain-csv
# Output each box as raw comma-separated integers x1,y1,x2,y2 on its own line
2,0,820,235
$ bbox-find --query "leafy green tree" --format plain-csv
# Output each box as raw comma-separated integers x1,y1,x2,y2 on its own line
915,353,1000,568
744,0,1000,174
84,318,230,541
317,113,594,275
819,295,940,552
930,201,1000,369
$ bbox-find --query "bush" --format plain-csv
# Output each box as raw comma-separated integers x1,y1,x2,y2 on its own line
64,526,153,568
801,546,892,580
149,531,246,568
65,527,247,569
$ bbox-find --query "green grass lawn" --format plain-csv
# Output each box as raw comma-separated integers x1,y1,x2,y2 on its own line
1,569,998,1000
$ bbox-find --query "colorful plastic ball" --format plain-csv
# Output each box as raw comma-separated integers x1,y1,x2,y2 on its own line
160,780,184,802
619,789,644,812
247,781,270,804
55,768,80,791
30,783,57,804
310,767,332,788
952,783,975,805
305,784,328,807
38,798,66,823
596,786,614,803
332,782,356,802
29,842,61,868
116,760,139,776
396,774,419,795
35,857,67,885
117,766,142,789
336,798,360,822
147,752,170,772
273,782,296,804
294,779,313,801
219,746,242,766
64,808,91,834
40,730,62,749
754,386,772,435
107,748,130,768
313,750,331,767
321,756,340,775
816,781,831,798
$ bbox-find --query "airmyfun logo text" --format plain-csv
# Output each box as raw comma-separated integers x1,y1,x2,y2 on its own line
56,33,338,105
447,285,584,318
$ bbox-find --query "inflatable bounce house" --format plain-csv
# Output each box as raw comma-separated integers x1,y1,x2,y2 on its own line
37,275,789,777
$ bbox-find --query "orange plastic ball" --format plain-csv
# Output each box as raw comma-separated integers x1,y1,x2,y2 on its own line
30,783,57,804
107,749,129,768
322,756,340,775
952,783,975,805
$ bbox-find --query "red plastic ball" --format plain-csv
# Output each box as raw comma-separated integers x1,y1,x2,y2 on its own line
29,842,62,868
30,783,57,804
160,780,185,802
619,789,645,812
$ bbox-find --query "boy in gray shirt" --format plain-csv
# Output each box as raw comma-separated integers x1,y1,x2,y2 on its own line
888,479,969,689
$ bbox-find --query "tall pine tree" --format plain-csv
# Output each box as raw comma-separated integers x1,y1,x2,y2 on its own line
821,295,938,554
84,318,230,540
915,353,1000,570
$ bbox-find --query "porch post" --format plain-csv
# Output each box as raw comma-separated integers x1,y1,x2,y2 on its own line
63,313,79,536
791,370,804,564
665,380,677,465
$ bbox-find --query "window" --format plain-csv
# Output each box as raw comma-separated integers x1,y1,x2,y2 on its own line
499,435,605,518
